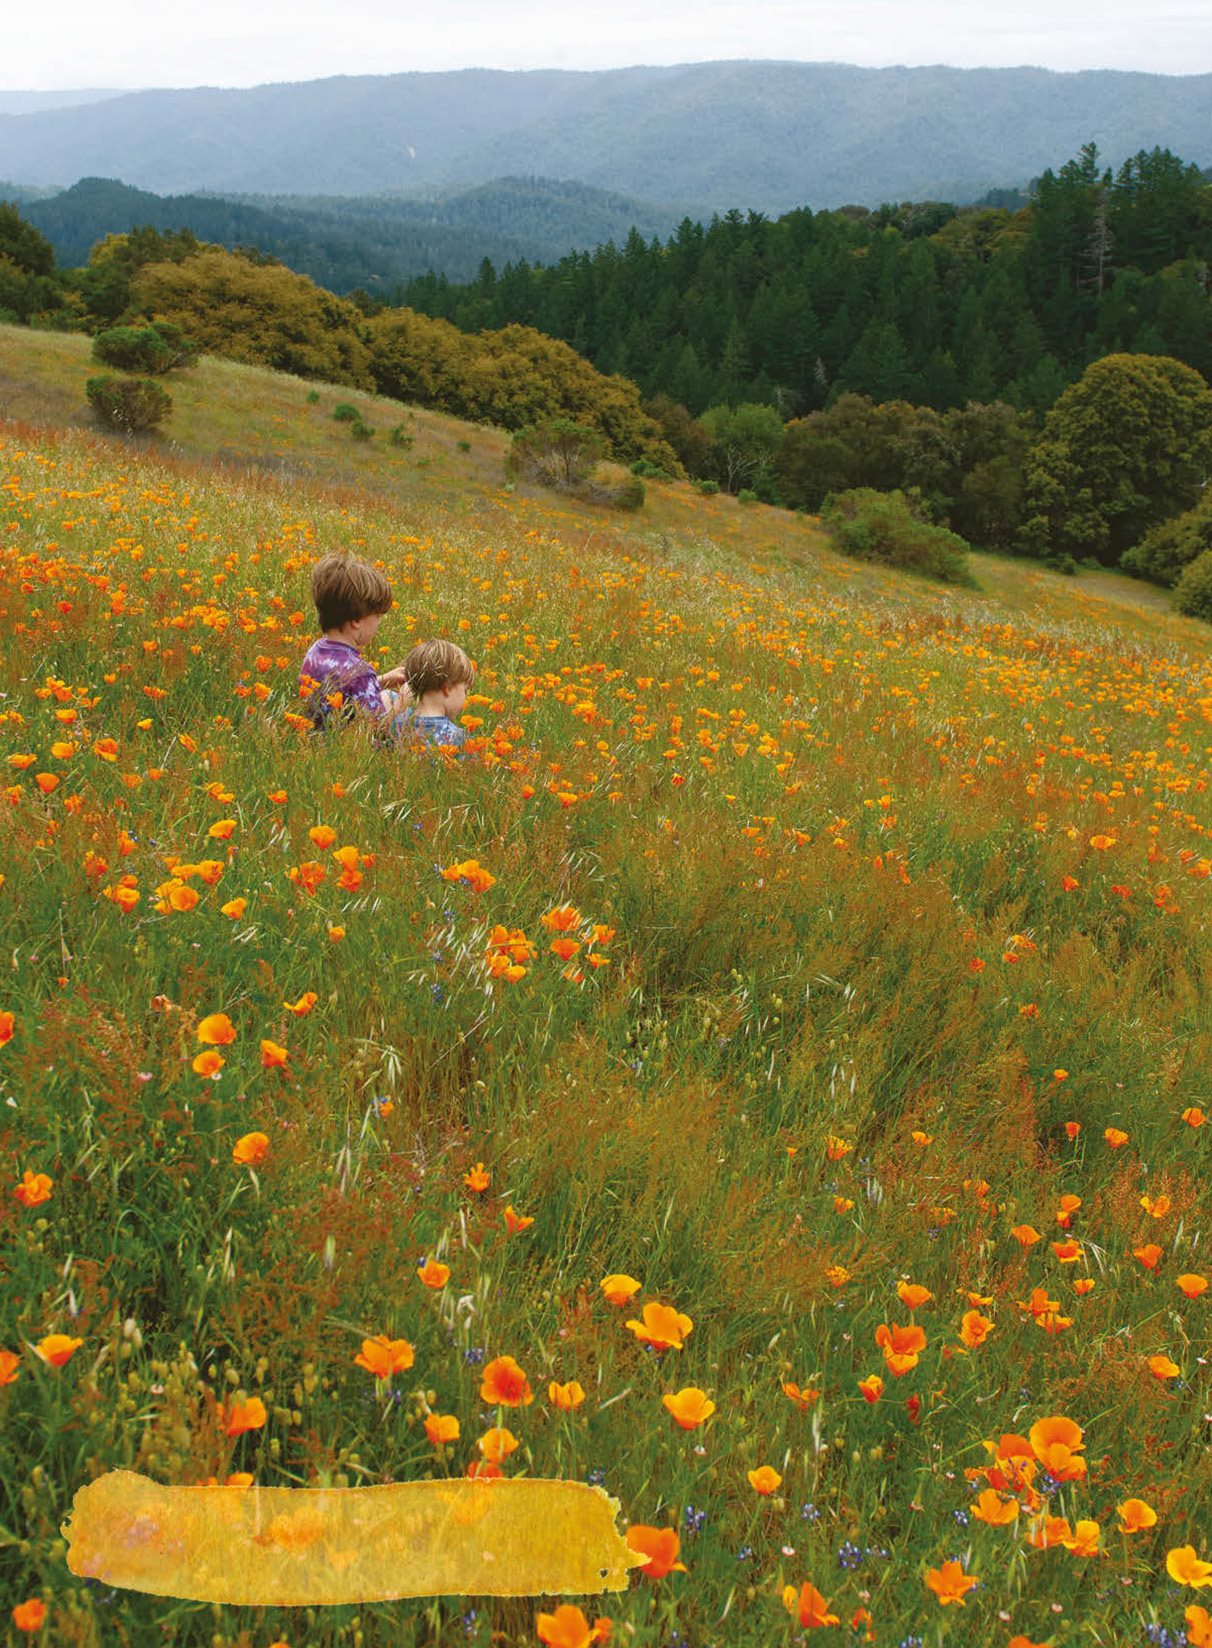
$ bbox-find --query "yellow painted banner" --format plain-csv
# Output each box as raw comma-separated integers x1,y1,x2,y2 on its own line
63,1470,647,1605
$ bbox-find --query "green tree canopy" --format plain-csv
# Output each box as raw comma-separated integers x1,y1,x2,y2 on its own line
1020,352,1212,562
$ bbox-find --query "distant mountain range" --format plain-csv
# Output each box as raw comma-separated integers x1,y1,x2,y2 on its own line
2,62,1210,211
15,175,685,289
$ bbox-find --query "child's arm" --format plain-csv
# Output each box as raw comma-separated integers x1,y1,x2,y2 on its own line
377,668,412,695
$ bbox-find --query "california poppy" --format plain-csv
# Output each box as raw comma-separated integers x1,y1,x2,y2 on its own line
662,1387,715,1429
625,1302,693,1352
625,1525,687,1579
481,1355,534,1407
220,1396,267,1437
782,1582,839,1628
232,1133,268,1166
924,1559,978,1606
354,1337,414,1379
600,1274,641,1306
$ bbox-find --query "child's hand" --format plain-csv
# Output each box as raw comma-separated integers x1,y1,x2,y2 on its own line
377,668,412,695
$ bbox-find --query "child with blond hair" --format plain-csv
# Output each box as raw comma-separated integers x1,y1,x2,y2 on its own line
385,638,475,750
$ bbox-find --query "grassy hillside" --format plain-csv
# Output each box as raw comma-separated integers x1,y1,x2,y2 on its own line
2,327,1211,1647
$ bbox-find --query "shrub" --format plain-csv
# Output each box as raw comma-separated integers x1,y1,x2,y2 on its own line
388,425,414,449
1121,495,1212,587
85,375,172,434
1173,548,1212,621
457,439,471,453
307,390,320,404
696,479,720,496
631,458,670,479
1045,552,1079,575
573,464,646,512
506,419,607,489
332,403,360,422
92,323,196,374
350,420,374,441
821,488,977,586
737,489,759,505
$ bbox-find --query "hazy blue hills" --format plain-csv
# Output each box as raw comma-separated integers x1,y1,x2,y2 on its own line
2,62,1210,210
15,175,686,289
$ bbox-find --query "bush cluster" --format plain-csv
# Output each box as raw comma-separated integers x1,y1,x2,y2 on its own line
821,488,978,586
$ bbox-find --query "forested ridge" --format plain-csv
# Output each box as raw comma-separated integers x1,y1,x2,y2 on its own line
3,141,1212,606
399,145,1212,419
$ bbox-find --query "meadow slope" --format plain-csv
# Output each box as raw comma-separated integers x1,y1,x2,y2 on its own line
1,331,1211,1648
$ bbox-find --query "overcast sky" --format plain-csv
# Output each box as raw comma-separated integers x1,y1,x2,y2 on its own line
5,0,1211,90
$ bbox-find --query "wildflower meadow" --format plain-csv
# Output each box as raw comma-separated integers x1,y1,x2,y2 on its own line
1,372,1211,1648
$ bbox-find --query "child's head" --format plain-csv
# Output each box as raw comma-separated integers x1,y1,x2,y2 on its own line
311,553,393,644
404,638,475,716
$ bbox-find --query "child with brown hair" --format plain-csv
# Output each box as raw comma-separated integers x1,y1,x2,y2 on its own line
298,552,410,731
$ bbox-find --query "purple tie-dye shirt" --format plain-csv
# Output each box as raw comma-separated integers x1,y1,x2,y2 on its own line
298,638,385,729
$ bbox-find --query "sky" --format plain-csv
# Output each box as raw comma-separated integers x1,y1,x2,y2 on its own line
5,0,1211,90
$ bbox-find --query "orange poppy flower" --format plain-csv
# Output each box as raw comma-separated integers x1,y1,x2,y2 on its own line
12,1600,47,1632
535,1604,611,1648
971,1489,1019,1525
1148,1354,1180,1380
354,1336,414,1379
625,1525,687,1579
308,825,337,849
465,1458,501,1481
875,1322,926,1376
1140,1193,1172,1219
1104,1127,1129,1148
464,1161,491,1193
924,1559,979,1606
1176,1274,1208,1299
14,1171,52,1209
549,937,581,961
284,992,318,1016
782,1582,839,1628
1055,1194,1082,1226
748,1465,782,1495
192,1050,224,1077
1029,1416,1086,1481
1064,1519,1101,1556
782,1380,820,1411
232,1133,268,1166
481,1355,534,1407
208,819,237,840
417,1259,451,1288
503,1205,534,1235
35,1334,82,1368
0,1349,20,1385
1010,1225,1042,1247
1026,1514,1074,1550
1072,1278,1096,1297
540,905,582,933
600,1274,641,1306
197,1012,236,1045
1051,1239,1082,1263
824,1134,852,1160
1167,1546,1212,1587
1187,1606,1212,1648
260,1040,289,1068
478,1427,518,1463
625,1302,693,1352
35,773,59,794
1183,1107,1206,1127
549,1380,585,1411
220,898,247,920
441,859,496,892
1063,1118,1081,1136
897,1283,933,1309
662,1387,715,1429
959,1310,994,1348
825,1264,850,1288
857,1374,884,1403
1134,1243,1164,1272
425,1414,460,1446
221,1396,268,1437
1117,1497,1157,1533
0,1012,13,1047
